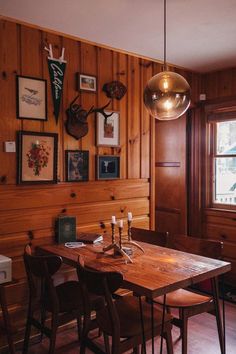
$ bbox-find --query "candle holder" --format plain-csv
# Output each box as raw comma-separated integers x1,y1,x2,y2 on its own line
103,223,133,263
122,219,145,253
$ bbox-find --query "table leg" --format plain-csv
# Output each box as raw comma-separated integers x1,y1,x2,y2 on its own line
138,296,146,354
0,285,15,354
160,294,166,354
211,277,225,354
151,300,154,354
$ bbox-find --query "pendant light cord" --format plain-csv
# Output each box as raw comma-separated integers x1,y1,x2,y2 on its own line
164,0,167,70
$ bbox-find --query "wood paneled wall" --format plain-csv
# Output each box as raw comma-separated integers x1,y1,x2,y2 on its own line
0,18,201,350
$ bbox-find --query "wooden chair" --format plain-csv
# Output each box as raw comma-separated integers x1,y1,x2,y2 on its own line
0,284,16,354
23,245,102,354
77,255,173,354
154,234,224,354
131,227,168,247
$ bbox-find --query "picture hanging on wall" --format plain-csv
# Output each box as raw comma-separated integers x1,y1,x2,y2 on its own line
16,75,47,121
65,150,89,182
77,73,97,92
96,155,120,180
17,131,58,184
96,111,120,147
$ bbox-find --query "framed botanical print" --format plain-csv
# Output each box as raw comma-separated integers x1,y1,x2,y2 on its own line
17,131,58,184
96,155,120,180
65,150,89,182
96,111,119,147
16,75,47,121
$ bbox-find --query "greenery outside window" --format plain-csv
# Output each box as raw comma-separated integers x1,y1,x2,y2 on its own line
211,119,236,208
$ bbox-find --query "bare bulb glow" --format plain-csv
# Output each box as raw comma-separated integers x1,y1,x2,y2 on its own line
143,71,191,120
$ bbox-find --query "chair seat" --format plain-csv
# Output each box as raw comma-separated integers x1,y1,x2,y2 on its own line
154,288,213,308
97,296,172,338
45,281,104,313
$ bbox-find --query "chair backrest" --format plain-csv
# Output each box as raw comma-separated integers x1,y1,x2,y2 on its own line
77,256,123,340
23,244,62,310
131,227,168,247
168,234,223,259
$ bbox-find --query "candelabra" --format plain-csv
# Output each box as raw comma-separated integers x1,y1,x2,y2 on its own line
103,221,133,263
122,219,145,253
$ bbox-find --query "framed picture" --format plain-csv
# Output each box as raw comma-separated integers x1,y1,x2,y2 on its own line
77,73,97,92
16,75,47,120
96,111,119,147
65,150,89,182
17,131,58,184
96,155,120,180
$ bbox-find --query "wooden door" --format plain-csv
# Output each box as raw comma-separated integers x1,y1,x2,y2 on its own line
155,115,187,235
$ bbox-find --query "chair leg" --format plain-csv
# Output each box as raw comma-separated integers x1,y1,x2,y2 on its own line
164,327,173,354
180,309,188,354
77,316,82,342
0,285,15,354
103,332,110,354
49,315,58,354
22,317,32,354
211,277,225,354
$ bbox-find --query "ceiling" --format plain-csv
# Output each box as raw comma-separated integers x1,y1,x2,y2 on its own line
1,0,236,73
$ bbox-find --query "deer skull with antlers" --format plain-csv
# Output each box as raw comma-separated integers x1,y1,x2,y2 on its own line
65,95,113,140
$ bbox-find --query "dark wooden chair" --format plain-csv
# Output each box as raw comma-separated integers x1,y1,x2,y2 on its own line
154,234,224,354
77,256,173,354
0,284,16,354
23,245,102,354
131,227,168,247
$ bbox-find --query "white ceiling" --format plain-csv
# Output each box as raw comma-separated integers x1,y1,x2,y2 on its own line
1,0,236,72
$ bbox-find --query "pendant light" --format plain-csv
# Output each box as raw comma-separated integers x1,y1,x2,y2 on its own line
143,0,191,120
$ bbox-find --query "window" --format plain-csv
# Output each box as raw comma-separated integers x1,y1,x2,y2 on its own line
211,119,236,207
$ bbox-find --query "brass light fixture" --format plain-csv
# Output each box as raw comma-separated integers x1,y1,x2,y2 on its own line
144,0,191,120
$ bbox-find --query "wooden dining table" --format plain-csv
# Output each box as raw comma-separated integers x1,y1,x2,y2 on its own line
38,237,231,353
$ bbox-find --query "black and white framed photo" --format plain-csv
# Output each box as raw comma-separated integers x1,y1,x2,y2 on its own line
96,155,120,180
77,73,97,92
96,111,119,147
16,75,47,121
17,131,58,184
65,150,89,182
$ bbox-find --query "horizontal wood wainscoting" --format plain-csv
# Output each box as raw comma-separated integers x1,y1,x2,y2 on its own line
203,208,236,285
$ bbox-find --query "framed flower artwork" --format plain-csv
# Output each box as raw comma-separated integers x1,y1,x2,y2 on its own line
17,131,58,184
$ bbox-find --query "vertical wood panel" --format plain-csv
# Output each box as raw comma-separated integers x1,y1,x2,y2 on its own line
0,20,20,184
62,37,81,154
20,25,43,132
80,42,97,180
127,56,141,178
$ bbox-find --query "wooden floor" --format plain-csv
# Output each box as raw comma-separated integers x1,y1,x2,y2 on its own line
16,301,236,354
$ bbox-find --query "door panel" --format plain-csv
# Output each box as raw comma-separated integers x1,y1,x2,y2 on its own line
155,115,187,234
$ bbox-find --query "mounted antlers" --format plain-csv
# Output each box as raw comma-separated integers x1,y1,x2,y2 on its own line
65,94,113,140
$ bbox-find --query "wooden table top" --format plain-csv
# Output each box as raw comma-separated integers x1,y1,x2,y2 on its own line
38,239,231,299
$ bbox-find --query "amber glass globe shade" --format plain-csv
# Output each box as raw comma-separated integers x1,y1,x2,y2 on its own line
143,71,191,120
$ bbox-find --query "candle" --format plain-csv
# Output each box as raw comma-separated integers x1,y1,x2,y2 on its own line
35,140,39,146
119,219,123,228
111,215,116,224
127,212,132,221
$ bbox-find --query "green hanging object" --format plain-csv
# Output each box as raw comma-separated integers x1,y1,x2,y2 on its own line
45,44,67,124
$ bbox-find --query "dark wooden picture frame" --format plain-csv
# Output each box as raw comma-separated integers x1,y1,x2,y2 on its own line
17,131,58,184
77,73,97,92
96,155,120,180
65,150,89,182
16,75,47,121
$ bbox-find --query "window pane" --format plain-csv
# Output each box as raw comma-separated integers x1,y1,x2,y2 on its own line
217,120,236,155
215,157,236,205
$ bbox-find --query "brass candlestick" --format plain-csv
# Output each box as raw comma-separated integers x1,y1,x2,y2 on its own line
103,223,133,263
123,219,145,253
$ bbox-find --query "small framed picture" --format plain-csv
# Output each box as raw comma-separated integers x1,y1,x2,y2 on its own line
77,73,97,92
97,155,120,180
16,75,47,120
65,150,89,182
17,131,58,184
96,111,119,147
